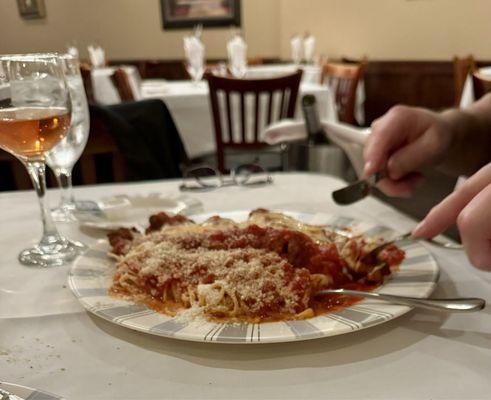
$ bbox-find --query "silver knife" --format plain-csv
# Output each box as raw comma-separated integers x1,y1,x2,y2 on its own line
332,172,385,205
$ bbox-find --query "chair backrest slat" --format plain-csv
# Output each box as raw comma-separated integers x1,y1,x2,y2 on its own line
207,71,302,172
266,92,274,125
80,63,95,104
225,91,233,144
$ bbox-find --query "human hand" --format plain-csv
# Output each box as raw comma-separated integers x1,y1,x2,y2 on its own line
413,163,491,270
364,105,453,197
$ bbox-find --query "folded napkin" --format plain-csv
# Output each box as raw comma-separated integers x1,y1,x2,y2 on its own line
184,35,205,80
303,34,316,64
67,46,79,58
227,35,247,78
88,45,106,68
262,119,370,177
291,35,303,64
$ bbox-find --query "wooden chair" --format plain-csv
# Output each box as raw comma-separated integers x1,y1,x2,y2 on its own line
79,114,126,184
0,152,31,190
247,57,263,66
110,68,135,102
207,70,303,172
453,55,477,106
472,71,491,101
79,63,95,104
320,61,367,125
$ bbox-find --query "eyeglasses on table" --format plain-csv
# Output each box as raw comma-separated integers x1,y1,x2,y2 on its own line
179,163,273,191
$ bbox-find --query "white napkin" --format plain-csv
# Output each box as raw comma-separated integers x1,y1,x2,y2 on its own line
227,35,247,78
184,35,205,80
303,34,316,64
87,45,106,68
262,119,370,177
291,35,303,64
67,46,79,58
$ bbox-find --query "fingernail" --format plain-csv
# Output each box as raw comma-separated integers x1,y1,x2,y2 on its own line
363,161,373,177
412,221,426,237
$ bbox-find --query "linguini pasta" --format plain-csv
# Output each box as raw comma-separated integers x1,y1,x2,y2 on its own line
107,209,405,323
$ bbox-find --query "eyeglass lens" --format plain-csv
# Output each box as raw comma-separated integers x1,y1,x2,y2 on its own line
233,164,271,186
184,166,222,188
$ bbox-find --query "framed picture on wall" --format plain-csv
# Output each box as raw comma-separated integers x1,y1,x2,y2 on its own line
16,0,46,19
161,0,241,30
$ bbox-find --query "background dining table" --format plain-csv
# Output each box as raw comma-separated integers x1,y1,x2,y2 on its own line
1,172,490,399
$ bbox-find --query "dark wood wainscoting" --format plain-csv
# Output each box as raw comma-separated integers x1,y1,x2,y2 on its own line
363,61,455,124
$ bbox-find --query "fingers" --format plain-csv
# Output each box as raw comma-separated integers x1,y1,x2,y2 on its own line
386,125,448,180
412,190,469,239
457,184,491,270
364,106,415,176
364,106,448,181
413,163,491,239
376,173,424,198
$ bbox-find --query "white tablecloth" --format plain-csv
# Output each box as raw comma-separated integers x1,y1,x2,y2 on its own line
0,84,9,100
459,66,491,108
1,173,491,399
246,64,321,84
141,80,337,159
91,65,142,104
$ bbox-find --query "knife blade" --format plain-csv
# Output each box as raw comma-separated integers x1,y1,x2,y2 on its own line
332,172,385,205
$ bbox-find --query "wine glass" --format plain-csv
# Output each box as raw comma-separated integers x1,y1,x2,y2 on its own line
46,54,89,222
0,53,79,267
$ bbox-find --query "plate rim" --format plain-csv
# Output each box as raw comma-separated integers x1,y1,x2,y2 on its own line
69,210,439,344
0,382,63,400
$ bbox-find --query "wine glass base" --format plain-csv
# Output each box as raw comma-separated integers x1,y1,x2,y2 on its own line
69,239,88,253
51,206,77,222
18,240,79,268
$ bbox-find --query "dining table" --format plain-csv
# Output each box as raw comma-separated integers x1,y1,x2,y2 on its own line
1,172,490,399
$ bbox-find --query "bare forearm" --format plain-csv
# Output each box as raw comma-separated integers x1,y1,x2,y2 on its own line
438,93,491,177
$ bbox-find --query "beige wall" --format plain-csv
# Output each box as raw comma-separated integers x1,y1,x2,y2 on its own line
1,0,491,61
279,0,491,61
0,0,281,59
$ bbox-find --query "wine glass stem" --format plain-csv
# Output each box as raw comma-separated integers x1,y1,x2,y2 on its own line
25,161,64,245
55,168,75,208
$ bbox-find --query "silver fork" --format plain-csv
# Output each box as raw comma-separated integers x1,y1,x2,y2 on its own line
364,232,463,257
328,226,462,251
315,288,485,312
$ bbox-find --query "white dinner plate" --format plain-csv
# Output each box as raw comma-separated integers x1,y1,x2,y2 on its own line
69,210,439,344
74,193,202,231
0,382,64,400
